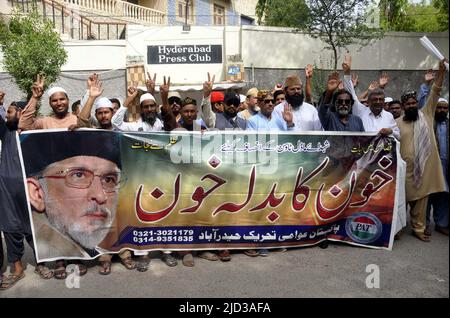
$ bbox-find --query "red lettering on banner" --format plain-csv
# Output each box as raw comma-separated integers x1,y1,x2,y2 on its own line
249,183,285,211
135,174,181,222
350,170,394,207
181,174,227,213
315,171,357,220
292,157,329,212
213,166,256,215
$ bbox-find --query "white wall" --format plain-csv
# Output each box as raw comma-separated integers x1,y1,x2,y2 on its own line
61,40,127,71
242,26,449,70
0,40,127,72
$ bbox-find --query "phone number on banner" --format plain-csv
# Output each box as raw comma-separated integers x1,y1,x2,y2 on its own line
132,229,194,243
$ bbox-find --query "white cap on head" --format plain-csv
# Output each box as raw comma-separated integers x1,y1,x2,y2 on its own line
384,97,393,103
140,93,156,104
438,98,448,104
94,97,113,111
47,87,67,98
239,94,246,103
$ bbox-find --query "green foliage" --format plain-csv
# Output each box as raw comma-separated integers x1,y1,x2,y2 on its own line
255,0,310,28
0,8,67,98
306,0,383,70
256,0,384,70
379,0,448,32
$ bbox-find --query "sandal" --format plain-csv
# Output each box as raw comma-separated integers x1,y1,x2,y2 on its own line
98,261,112,275
0,272,25,290
412,231,430,242
120,257,137,270
218,250,231,262
77,263,88,276
54,266,67,280
244,250,259,257
34,265,54,279
198,251,219,261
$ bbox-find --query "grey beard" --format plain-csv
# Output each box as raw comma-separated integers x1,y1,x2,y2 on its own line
40,179,115,249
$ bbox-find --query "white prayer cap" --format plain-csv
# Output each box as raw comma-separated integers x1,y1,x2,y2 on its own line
47,87,67,98
139,93,156,104
94,97,113,111
239,94,246,103
384,97,393,103
438,98,448,104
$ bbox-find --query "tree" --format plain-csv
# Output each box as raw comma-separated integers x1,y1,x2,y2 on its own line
305,0,383,70
255,0,310,28
0,7,67,98
379,0,449,32
256,0,383,70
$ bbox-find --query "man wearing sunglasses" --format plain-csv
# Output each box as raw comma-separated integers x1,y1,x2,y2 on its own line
22,131,122,260
215,93,247,130
318,72,364,132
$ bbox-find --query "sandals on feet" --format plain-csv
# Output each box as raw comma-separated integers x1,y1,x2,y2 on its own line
198,251,219,261
0,272,25,290
218,250,231,262
77,263,88,276
34,265,54,279
54,266,67,280
120,257,137,270
98,261,112,275
244,250,259,257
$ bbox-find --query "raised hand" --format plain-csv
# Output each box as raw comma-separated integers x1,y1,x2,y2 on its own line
305,64,314,79
342,52,352,74
351,73,359,88
31,74,45,99
146,71,157,94
87,73,98,89
282,103,293,124
89,78,103,98
160,76,171,96
326,71,340,92
424,69,435,83
379,72,389,88
203,72,215,98
368,81,379,91
127,85,138,99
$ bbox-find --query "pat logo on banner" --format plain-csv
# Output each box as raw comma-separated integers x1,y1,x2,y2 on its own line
345,213,383,244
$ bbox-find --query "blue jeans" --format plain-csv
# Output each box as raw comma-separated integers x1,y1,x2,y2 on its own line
426,192,449,228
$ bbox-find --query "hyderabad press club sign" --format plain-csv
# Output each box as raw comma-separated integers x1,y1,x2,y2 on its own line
147,45,223,64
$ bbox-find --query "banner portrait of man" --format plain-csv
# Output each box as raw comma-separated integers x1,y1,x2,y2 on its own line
20,130,122,260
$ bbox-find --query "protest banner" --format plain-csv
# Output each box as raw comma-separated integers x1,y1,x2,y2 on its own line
19,130,398,262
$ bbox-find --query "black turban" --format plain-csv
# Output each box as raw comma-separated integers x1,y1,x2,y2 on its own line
20,130,122,177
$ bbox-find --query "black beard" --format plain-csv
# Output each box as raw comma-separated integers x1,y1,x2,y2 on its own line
224,109,237,118
435,112,447,123
141,112,157,126
403,108,419,121
6,118,19,130
99,122,112,129
286,93,304,109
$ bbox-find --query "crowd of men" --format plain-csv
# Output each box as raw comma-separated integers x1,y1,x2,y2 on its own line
0,54,448,290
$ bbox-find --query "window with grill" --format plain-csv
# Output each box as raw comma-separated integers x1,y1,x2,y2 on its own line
213,3,225,25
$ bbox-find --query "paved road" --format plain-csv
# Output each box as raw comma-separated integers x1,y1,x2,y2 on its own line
0,224,448,298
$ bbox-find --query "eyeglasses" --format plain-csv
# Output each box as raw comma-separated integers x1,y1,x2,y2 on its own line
226,102,239,107
39,168,123,193
336,99,352,105
263,99,274,104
